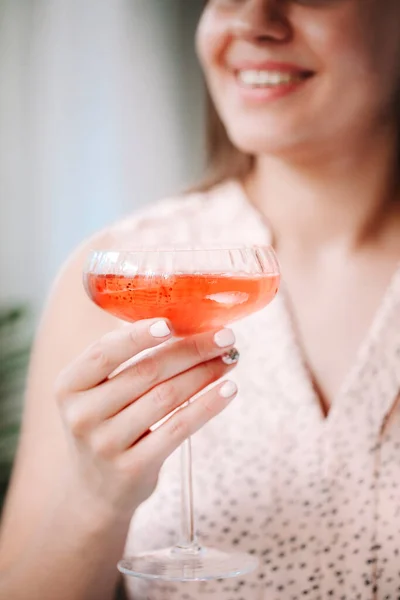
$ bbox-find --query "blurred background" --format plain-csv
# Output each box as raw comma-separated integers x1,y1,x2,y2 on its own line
1,0,205,309
0,0,205,505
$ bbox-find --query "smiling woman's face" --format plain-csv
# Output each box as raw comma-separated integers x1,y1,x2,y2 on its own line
196,0,400,157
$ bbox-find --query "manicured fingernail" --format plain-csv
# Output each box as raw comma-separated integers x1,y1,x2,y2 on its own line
222,348,240,365
219,381,238,399
214,328,235,348
150,320,171,338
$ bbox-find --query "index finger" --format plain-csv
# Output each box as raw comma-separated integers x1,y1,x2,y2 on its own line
60,319,173,393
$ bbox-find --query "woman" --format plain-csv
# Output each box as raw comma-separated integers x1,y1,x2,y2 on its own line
1,0,400,598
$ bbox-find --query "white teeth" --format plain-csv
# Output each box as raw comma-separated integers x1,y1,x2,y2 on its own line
238,70,302,87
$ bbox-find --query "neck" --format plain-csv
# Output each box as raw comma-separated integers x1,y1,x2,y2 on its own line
245,125,400,258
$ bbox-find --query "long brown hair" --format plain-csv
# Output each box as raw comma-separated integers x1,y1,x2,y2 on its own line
194,0,254,191
195,89,254,192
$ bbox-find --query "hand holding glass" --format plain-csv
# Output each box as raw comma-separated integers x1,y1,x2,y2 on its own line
83,246,280,581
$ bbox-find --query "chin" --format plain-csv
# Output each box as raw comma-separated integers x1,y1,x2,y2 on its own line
226,122,308,158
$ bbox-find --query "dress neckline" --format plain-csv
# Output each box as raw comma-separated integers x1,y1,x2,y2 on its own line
224,178,400,427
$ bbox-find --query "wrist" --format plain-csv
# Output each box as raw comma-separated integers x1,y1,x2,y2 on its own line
56,473,135,537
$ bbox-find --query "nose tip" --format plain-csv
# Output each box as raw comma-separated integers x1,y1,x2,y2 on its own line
231,0,291,43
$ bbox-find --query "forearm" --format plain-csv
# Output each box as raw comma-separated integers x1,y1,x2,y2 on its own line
0,489,132,600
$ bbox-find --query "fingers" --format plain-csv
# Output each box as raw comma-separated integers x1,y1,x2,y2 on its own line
57,319,172,394
91,355,236,455
122,378,238,472
54,317,241,515
56,319,238,448
89,327,237,420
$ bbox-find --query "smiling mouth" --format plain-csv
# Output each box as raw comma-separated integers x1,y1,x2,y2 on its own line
236,69,314,88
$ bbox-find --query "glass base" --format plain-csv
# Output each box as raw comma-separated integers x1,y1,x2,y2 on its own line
117,545,259,582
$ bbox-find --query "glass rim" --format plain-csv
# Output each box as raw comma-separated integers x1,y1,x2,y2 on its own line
85,245,280,277
87,244,276,255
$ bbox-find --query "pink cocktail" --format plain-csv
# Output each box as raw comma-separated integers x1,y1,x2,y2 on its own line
86,272,280,336
83,246,280,582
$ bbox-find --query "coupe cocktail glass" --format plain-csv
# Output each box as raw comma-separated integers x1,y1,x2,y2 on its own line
84,246,280,582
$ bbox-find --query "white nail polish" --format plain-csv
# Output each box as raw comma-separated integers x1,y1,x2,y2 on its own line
219,381,238,399
150,320,171,338
214,329,235,348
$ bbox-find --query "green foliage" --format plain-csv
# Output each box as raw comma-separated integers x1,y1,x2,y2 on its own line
0,306,31,509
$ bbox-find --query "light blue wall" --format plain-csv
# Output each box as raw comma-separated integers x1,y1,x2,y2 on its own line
0,0,205,309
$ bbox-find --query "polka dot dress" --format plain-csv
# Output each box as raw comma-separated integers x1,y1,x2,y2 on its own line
110,180,400,600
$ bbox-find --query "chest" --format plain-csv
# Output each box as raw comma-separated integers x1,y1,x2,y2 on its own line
123,292,400,599
280,254,400,412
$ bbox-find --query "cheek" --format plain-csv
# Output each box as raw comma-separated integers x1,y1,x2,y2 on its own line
195,9,228,77
301,7,398,102
300,11,373,79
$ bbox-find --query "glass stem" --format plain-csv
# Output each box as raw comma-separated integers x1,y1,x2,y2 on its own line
177,437,199,551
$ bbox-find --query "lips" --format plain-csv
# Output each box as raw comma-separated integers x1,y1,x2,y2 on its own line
227,60,315,102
